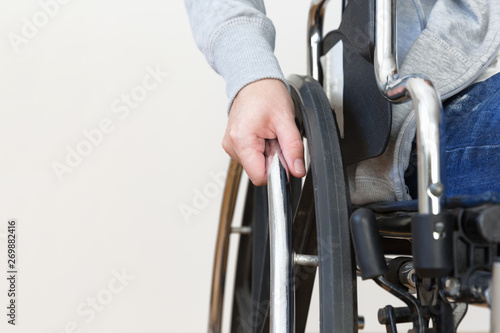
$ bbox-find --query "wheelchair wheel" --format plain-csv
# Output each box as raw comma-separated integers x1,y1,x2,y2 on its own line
230,75,357,332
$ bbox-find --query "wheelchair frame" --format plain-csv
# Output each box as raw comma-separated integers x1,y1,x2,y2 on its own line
208,0,500,332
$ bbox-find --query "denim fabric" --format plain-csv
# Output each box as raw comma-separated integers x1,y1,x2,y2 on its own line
443,72,500,197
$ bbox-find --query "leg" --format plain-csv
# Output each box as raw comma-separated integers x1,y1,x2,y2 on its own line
444,72,500,197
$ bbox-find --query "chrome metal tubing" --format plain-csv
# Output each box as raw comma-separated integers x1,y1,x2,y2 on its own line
230,226,252,234
388,76,444,215
491,261,500,333
307,0,330,80
374,0,444,215
374,0,398,90
207,160,243,333
294,253,319,267
266,139,294,333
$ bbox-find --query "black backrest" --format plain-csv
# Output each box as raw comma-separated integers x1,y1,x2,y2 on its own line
321,0,392,166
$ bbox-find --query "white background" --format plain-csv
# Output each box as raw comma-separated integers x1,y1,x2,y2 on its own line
0,0,488,332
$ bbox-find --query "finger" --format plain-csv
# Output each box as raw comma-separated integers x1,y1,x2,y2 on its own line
274,117,305,178
234,136,267,186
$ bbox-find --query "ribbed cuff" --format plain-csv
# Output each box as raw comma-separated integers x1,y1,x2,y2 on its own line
209,17,287,111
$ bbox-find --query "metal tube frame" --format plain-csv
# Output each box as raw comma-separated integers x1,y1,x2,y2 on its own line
266,139,294,333
307,0,330,80
374,0,445,215
491,261,500,333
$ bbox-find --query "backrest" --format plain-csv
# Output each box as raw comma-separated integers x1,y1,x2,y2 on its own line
321,0,392,166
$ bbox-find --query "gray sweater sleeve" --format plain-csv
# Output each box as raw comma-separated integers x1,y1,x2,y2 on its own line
184,0,286,106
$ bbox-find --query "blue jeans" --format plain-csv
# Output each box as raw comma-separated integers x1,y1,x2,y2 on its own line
443,72,500,197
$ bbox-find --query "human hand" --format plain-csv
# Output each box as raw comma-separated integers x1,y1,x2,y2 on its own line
222,79,306,186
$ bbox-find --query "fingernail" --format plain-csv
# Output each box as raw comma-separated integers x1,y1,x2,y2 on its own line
294,159,305,175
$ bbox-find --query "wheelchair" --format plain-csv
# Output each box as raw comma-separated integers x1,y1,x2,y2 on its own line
207,0,500,332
